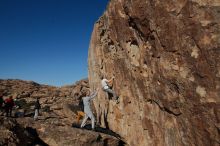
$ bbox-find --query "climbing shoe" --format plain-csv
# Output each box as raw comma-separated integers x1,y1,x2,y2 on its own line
116,99,120,104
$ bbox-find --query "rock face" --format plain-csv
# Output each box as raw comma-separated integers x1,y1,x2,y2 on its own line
0,79,122,146
88,0,220,146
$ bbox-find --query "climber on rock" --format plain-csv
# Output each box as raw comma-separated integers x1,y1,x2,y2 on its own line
101,76,119,104
80,88,99,130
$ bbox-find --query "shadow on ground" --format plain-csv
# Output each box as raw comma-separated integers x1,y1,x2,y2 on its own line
72,123,126,146
72,123,121,139
24,127,49,146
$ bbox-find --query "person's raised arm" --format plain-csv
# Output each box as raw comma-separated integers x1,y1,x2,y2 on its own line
107,76,115,83
89,88,100,100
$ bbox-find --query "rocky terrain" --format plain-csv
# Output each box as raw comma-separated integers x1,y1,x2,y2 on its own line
1,0,220,146
88,0,220,146
0,117,47,146
0,79,123,146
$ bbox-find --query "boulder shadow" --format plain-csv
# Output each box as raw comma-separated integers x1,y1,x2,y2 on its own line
72,123,121,139
25,127,49,146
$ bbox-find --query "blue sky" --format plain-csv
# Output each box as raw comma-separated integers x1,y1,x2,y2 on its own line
0,0,108,86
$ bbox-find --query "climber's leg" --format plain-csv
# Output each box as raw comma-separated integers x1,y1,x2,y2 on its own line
85,110,96,130
88,113,95,130
104,88,118,100
80,114,88,128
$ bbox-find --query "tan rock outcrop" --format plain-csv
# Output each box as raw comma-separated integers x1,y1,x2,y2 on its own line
88,0,220,146
0,79,122,146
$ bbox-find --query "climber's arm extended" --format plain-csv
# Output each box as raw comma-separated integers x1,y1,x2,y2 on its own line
107,76,115,83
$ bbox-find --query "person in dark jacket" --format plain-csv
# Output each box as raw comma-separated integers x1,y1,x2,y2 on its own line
4,96,15,117
0,94,4,115
34,98,41,121
0,94,3,108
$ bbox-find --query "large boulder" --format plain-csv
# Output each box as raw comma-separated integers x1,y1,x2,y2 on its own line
88,0,220,146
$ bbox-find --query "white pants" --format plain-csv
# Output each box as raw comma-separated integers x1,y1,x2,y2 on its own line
34,109,39,120
80,113,95,129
